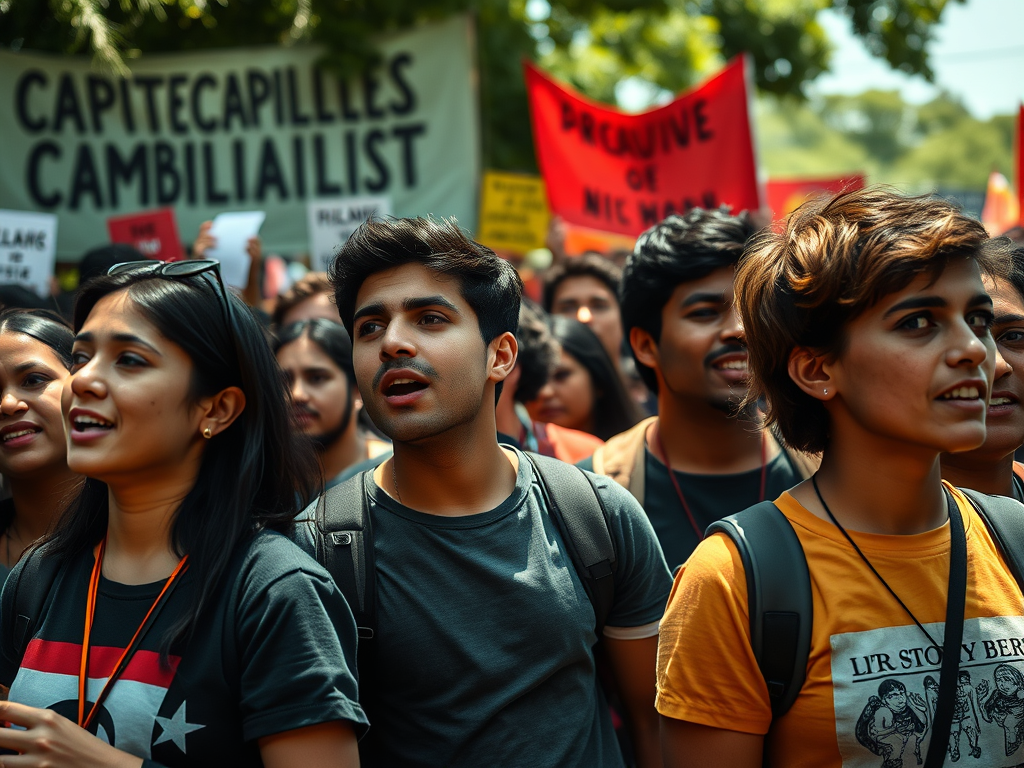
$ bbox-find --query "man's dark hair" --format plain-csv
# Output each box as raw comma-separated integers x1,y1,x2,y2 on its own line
514,301,559,404
329,216,523,345
541,253,622,313
273,318,355,385
621,208,757,392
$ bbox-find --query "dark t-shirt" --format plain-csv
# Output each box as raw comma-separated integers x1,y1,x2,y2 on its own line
0,530,366,768
294,448,673,768
580,448,802,570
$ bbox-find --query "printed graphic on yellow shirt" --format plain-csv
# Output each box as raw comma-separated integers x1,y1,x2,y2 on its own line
832,615,1024,767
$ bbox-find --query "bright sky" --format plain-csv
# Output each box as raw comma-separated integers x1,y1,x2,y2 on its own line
810,0,1024,118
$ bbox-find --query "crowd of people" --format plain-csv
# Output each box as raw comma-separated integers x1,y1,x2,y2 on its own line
0,185,1022,768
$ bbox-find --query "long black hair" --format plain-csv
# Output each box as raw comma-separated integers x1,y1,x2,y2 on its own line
47,269,320,655
0,309,74,369
548,315,642,440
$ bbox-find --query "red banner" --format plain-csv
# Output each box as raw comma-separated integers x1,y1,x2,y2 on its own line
107,208,184,261
1017,104,1023,226
525,58,760,237
766,174,866,220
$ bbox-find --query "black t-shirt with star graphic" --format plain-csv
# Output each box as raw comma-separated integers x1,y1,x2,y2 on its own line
0,530,367,767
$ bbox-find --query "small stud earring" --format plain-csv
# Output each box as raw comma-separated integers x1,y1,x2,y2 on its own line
823,389,828,396
203,426,213,439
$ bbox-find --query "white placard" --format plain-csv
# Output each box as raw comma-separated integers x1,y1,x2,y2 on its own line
205,211,266,290
0,210,57,297
307,196,392,273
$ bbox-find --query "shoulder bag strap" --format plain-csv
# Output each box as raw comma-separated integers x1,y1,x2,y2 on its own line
959,487,1024,590
527,453,616,633
10,542,62,665
317,476,376,641
706,501,812,719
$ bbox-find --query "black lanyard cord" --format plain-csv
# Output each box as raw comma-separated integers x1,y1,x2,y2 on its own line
811,476,967,768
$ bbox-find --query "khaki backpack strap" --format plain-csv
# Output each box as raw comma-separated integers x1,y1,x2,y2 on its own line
589,417,655,504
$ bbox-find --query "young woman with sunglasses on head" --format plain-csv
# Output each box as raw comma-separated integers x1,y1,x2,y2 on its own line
0,310,79,579
657,189,1024,767
942,241,1024,498
0,261,365,768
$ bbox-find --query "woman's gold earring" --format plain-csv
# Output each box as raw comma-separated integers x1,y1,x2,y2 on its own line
203,426,213,439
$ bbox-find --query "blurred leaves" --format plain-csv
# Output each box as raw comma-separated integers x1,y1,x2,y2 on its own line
0,0,967,171
757,90,1015,190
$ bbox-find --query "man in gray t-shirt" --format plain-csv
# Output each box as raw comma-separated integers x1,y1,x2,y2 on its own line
303,216,673,768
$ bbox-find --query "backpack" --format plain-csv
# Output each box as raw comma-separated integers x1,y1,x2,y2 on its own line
707,488,1024,720
311,450,617,647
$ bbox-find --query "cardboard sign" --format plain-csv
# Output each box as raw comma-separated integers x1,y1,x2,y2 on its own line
107,208,184,261
307,196,391,273
205,211,266,289
766,175,866,220
0,209,57,296
525,57,760,237
477,172,550,254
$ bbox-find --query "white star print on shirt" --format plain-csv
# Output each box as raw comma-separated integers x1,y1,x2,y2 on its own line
153,701,205,753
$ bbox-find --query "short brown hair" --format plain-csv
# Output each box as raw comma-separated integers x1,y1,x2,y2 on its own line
271,272,333,327
736,186,998,453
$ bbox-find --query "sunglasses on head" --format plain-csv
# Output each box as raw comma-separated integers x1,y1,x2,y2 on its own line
106,259,240,352
107,258,236,326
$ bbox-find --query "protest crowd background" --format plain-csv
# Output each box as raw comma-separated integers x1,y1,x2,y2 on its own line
0,0,1023,766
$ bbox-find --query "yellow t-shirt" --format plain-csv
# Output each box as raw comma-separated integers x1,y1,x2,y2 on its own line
656,484,1024,767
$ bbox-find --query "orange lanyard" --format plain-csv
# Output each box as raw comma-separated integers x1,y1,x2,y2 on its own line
78,537,190,730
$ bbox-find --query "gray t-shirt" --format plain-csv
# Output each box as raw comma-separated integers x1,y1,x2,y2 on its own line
296,448,672,768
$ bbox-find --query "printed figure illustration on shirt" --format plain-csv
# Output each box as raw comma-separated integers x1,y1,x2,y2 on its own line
832,616,1024,767
948,670,983,761
855,679,928,767
977,663,1024,757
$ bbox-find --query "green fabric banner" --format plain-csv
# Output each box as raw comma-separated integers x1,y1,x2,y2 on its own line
0,16,479,260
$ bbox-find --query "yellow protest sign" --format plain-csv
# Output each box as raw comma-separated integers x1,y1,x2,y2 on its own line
477,171,550,254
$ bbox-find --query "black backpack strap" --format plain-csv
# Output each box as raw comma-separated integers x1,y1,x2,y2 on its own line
527,453,616,633
706,501,812,719
315,475,376,641
4,541,62,667
960,488,1024,589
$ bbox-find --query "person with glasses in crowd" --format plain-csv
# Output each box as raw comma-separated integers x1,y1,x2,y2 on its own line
274,318,389,489
0,260,365,767
942,242,1024,498
0,310,80,580
657,188,1023,767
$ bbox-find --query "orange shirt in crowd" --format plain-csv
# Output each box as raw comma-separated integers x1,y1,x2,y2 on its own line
657,484,1024,767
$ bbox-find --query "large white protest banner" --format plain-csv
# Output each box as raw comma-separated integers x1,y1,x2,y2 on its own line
0,16,479,260
307,195,391,273
0,209,58,296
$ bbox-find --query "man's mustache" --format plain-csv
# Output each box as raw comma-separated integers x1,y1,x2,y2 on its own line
372,357,439,392
703,343,747,369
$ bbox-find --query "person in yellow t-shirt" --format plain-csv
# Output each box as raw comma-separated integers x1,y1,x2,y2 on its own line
657,187,1024,768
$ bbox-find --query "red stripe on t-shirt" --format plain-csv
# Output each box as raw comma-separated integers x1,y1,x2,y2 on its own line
21,639,180,687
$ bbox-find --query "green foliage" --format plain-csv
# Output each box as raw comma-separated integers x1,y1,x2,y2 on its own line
0,0,966,171
757,90,1016,191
